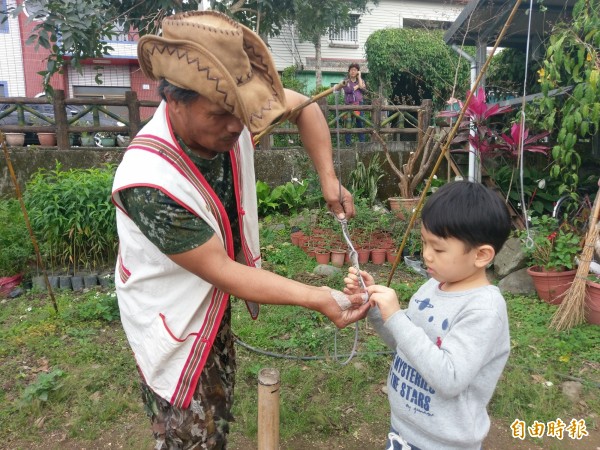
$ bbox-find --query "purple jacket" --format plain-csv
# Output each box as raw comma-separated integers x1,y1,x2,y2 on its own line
343,79,365,105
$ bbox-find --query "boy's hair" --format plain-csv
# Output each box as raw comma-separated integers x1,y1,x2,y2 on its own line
420,181,511,254
348,63,360,72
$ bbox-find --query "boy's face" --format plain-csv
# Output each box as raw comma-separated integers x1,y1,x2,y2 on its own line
420,225,484,289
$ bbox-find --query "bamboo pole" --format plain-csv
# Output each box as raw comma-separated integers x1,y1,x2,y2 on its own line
0,131,58,313
253,80,347,145
257,367,280,450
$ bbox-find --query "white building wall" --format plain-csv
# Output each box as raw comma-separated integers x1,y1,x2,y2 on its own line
0,0,26,96
269,0,464,73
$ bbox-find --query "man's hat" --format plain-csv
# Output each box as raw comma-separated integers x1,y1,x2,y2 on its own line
138,11,286,133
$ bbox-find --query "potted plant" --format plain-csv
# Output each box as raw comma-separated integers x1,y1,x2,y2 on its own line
373,125,446,219
95,132,117,147
76,121,95,146
584,274,600,325
520,215,582,304
3,132,25,146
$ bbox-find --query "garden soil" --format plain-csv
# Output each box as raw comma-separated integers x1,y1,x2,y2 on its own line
6,264,600,449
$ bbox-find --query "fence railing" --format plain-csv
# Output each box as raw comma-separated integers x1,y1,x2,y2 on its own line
0,90,433,150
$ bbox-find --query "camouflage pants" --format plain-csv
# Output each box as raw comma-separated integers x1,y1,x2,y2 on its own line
139,304,236,450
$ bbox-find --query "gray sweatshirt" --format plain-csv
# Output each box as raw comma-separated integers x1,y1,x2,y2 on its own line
369,278,510,450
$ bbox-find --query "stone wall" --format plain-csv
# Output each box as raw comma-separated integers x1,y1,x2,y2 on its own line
1,141,420,201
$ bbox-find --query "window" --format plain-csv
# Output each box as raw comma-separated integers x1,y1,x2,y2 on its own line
402,18,452,31
329,15,359,44
0,81,7,97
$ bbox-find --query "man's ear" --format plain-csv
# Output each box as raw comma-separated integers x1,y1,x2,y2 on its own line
474,244,495,268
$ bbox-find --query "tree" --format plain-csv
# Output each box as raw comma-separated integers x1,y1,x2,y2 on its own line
365,28,471,108
290,0,372,88
536,0,600,195
1,0,210,94
213,0,374,88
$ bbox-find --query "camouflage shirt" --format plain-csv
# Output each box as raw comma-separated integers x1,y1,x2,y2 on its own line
119,137,240,254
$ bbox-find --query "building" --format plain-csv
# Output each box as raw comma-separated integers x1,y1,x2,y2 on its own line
268,0,468,92
0,0,159,105
0,0,467,101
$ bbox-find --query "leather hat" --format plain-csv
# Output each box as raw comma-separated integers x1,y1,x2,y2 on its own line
138,11,286,133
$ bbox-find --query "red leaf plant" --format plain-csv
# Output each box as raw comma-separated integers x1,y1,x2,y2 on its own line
493,122,550,158
438,88,550,160
437,87,513,155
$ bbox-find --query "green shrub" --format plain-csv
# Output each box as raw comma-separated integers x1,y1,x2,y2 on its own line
0,199,34,276
24,162,117,273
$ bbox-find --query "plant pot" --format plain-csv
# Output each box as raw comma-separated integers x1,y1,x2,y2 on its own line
330,249,346,268
97,137,116,147
386,249,399,264
526,266,577,305
80,135,95,146
584,279,600,325
4,132,25,146
370,248,387,265
388,197,420,220
116,135,130,147
291,231,304,246
356,248,370,264
37,132,57,146
314,249,330,264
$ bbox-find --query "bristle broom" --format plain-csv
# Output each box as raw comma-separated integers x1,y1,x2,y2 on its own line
550,181,600,331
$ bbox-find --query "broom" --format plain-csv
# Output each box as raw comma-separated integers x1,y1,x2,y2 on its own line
550,179,600,331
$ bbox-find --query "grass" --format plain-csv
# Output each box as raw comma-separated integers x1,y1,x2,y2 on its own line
0,218,598,448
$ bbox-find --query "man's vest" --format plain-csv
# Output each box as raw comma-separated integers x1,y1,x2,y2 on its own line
111,101,260,408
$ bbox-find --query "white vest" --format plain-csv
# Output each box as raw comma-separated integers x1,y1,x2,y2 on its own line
112,101,260,408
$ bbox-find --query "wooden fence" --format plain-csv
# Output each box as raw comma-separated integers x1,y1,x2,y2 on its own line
0,90,433,150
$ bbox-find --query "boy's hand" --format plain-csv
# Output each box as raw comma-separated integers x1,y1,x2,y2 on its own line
366,285,401,322
343,267,374,296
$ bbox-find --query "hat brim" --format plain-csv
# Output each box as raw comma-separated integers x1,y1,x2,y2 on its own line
138,35,286,133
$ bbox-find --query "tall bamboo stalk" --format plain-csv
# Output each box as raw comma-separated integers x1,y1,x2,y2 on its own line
1,131,58,313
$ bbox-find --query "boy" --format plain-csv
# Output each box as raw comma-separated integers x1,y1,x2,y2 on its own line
345,181,511,450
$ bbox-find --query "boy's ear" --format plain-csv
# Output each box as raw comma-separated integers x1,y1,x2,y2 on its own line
474,244,495,268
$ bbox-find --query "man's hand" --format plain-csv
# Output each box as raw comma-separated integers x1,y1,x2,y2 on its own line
317,288,370,328
321,180,355,219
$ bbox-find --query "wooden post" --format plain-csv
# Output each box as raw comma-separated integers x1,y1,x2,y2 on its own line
258,368,280,450
372,97,382,136
53,90,69,150
126,91,141,139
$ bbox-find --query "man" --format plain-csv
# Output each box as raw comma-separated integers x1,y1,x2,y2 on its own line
111,10,368,449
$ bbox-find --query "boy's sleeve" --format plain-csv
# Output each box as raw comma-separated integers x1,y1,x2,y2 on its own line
367,307,397,349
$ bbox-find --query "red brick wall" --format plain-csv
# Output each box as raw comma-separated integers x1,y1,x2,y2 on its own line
130,66,160,120
18,2,67,96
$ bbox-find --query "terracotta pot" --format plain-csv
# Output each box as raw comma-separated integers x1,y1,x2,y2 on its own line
356,248,370,264
526,266,577,305
4,132,25,146
388,197,420,220
386,249,399,264
291,231,304,246
37,132,57,146
584,279,600,325
330,250,346,268
370,248,387,265
314,249,330,264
